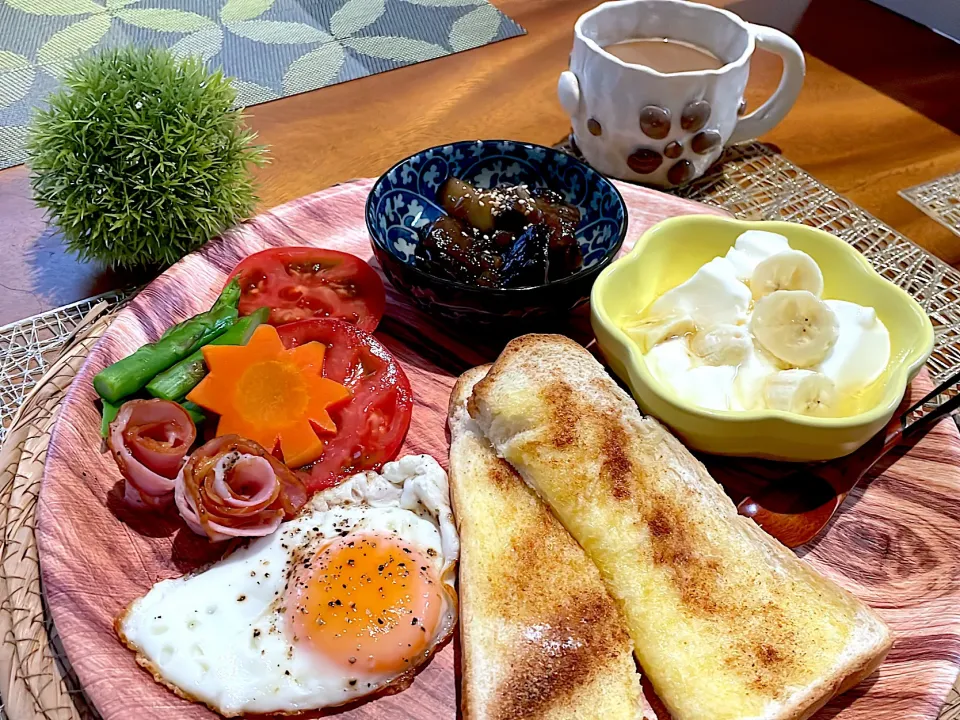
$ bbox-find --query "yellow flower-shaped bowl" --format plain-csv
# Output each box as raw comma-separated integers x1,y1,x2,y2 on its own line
591,216,934,461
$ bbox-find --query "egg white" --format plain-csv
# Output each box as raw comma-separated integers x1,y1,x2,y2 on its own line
118,454,458,717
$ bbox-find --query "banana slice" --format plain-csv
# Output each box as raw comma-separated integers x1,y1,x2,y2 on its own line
763,369,837,416
750,290,839,368
750,250,824,300
624,313,695,353
689,324,752,366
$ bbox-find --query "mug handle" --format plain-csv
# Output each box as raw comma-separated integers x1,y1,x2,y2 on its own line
727,25,805,145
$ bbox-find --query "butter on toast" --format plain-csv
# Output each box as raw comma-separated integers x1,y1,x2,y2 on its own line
449,366,655,720
468,335,892,720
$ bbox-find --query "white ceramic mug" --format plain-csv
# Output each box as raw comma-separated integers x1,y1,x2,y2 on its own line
558,0,805,187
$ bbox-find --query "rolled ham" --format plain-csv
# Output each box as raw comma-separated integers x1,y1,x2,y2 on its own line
107,399,197,508
175,435,307,542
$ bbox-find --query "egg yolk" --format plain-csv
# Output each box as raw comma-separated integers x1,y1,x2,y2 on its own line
288,533,443,674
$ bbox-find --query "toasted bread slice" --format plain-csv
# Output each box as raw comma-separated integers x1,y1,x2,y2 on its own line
449,366,656,720
468,335,893,720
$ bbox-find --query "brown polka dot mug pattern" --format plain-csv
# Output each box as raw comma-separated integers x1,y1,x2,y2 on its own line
557,0,805,188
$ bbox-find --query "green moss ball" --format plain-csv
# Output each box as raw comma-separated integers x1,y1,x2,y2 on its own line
27,46,267,269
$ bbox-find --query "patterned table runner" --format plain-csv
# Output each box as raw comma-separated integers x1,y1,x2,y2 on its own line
0,0,525,169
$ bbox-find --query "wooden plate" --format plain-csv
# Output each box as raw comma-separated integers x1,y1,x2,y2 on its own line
37,179,960,720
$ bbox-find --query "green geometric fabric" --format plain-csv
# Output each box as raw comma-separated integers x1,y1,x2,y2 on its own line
0,0,525,169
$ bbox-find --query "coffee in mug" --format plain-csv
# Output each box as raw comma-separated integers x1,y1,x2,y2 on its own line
558,0,805,188
604,38,724,74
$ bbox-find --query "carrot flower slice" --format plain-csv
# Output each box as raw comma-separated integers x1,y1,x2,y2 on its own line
186,324,351,467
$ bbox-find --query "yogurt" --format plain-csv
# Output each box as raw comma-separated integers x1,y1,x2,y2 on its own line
624,231,891,417
647,257,751,329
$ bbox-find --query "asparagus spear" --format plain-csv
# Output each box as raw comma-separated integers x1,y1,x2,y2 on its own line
99,398,206,439
146,307,269,401
93,280,241,404
99,400,120,438
180,401,207,426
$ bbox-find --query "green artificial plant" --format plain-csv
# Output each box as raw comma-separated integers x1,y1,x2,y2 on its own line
27,46,267,269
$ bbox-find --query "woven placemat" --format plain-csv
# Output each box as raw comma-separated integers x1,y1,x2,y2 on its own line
900,172,960,238
3,141,960,719
0,303,115,720
0,291,134,443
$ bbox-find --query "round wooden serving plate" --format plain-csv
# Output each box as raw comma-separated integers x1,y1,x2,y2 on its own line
36,179,960,720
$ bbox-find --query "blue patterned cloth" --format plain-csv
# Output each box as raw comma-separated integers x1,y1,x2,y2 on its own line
0,0,525,169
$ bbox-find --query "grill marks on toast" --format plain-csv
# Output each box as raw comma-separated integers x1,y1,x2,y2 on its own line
479,477,644,718
644,481,804,695
740,641,795,694
490,591,630,720
470,335,894,719
644,477,804,694
489,461,522,490
451,366,652,720
537,376,811,697
542,381,579,449
600,419,633,501
495,520,565,612
542,380,633,501
645,498,724,615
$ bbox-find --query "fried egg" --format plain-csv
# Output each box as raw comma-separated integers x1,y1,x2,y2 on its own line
117,455,458,717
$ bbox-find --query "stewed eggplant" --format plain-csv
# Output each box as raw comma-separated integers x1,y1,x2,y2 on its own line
414,177,583,288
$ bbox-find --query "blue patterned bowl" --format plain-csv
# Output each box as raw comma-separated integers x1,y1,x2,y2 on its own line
365,140,627,325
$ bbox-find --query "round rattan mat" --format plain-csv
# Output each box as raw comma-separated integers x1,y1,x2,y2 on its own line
0,305,117,720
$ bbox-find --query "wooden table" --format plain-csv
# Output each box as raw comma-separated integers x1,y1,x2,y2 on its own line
1,0,958,327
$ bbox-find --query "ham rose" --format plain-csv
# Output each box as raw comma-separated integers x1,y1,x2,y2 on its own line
175,435,308,542
107,399,197,508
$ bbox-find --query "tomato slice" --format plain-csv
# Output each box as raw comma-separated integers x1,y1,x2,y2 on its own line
227,248,386,332
276,319,413,493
